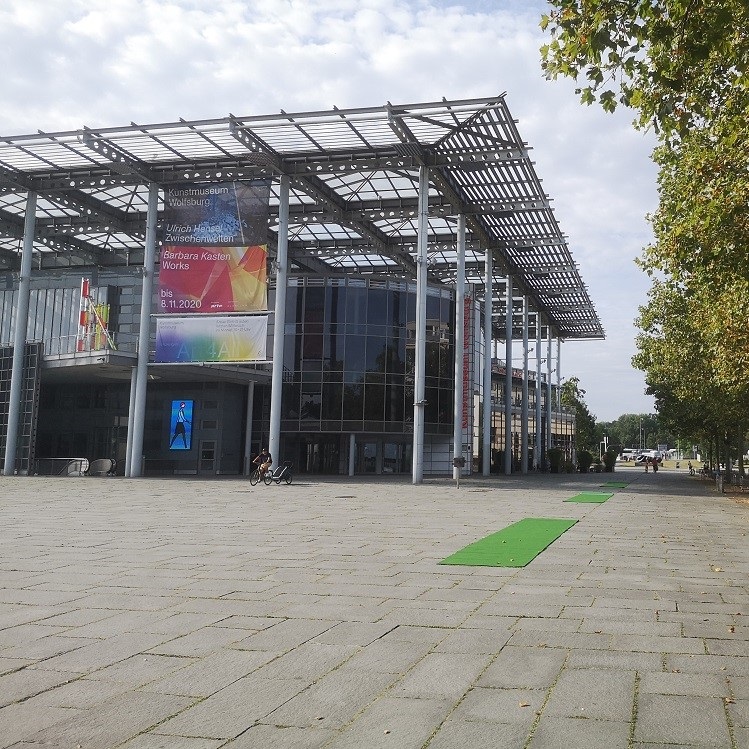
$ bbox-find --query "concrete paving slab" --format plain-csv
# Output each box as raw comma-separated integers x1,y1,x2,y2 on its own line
634,693,733,746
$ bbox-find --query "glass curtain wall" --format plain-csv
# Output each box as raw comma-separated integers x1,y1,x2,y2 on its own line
279,276,455,472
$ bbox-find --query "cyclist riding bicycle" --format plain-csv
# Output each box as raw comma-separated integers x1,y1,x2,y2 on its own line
253,447,273,478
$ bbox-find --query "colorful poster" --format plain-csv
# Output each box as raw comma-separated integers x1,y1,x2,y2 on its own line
159,180,270,313
168,400,194,451
155,315,268,363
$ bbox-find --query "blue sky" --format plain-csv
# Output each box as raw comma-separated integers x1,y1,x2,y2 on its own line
0,0,658,421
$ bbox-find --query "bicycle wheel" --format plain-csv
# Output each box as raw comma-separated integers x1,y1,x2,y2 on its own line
263,471,274,486
284,473,293,485
249,469,260,486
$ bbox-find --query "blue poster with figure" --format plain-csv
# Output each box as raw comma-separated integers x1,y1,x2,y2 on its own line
169,399,194,450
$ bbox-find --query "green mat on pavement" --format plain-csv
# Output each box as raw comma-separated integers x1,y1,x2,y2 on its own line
439,517,578,568
601,481,628,488
564,492,613,503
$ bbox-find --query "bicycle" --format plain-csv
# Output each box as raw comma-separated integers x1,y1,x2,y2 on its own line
264,461,293,485
249,467,263,486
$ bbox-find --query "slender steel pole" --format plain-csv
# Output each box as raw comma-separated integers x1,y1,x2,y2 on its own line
128,182,158,477
504,275,513,475
452,214,466,481
546,328,553,455
3,191,36,476
412,166,429,484
482,248,492,476
521,295,529,474
269,175,289,467
535,314,542,470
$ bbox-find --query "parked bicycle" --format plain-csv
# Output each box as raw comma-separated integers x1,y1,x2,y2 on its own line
264,461,293,485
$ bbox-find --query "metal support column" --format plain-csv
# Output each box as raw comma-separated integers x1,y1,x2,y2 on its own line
269,175,289,468
535,314,542,470
124,367,137,476
546,328,553,454
521,296,529,474
504,276,513,475
482,248,492,476
243,381,255,476
348,433,355,476
412,166,429,484
557,338,562,410
128,182,158,478
452,214,466,481
3,191,36,476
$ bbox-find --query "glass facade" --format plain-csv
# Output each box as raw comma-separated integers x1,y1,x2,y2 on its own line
279,277,456,437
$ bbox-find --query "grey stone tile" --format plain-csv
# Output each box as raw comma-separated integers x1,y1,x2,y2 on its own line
146,648,278,697
323,696,450,749
231,618,337,651
634,694,731,746
664,653,749,676
265,667,396,729
426,719,528,749
528,717,631,749
0,668,76,707
224,724,334,748
156,676,306,738
392,652,492,700
478,646,567,689
451,686,544,727
0,701,78,747
118,735,224,749
639,671,730,697
543,668,635,721
341,639,433,675
26,691,193,749
32,632,170,674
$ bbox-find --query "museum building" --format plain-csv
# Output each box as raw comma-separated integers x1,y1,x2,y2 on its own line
0,97,600,480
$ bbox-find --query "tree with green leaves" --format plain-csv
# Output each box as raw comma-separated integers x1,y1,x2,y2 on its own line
560,376,598,451
540,1,749,140
540,2,749,464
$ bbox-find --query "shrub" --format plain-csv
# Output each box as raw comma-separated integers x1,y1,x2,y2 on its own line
577,449,594,473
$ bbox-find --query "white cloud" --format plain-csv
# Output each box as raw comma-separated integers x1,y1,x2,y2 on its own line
0,0,658,419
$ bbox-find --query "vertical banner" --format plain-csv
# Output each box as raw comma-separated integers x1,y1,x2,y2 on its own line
158,180,271,313
168,399,194,450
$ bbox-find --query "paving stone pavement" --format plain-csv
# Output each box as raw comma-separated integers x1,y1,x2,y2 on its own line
0,467,747,749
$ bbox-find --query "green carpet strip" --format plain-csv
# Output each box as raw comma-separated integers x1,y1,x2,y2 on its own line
601,481,628,488
439,517,578,568
564,492,613,503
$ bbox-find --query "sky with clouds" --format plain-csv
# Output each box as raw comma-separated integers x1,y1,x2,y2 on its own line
0,0,659,421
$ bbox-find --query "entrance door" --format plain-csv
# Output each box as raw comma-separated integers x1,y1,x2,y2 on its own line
199,440,216,475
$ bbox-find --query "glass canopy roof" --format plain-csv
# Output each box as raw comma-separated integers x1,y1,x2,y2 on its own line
0,94,604,340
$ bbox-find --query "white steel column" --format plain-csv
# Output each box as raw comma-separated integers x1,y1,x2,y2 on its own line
482,248,492,476
557,338,562,410
243,381,255,476
124,367,137,476
521,296,529,474
269,175,289,467
504,276,513,475
546,328,553,454
128,182,158,478
412,165,429,484
452,214,466,480
535,314,542,470
3,191,36,476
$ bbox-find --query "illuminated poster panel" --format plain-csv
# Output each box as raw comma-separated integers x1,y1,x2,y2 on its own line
155,315,268,363
159,181,271,313
169,399,193,450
